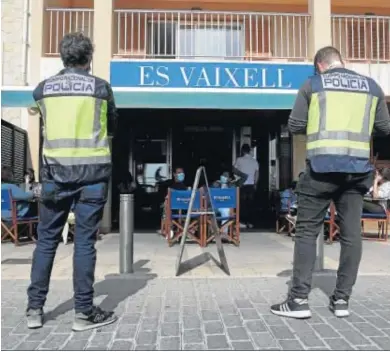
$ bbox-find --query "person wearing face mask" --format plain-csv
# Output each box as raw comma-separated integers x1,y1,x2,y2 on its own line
26,32,118,332
271,46,390,320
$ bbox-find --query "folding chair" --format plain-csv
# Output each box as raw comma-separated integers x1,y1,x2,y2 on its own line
276,191,295,235
205,187,240,246
1,189,38,246
361,200,389,242
324,202,340,244
164,189,202,247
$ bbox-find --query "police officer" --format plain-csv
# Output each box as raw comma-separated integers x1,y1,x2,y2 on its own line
26,32,118,331
270,46,390,319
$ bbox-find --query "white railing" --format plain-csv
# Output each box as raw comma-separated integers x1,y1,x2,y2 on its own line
332,15,390,62
113,10,310,61
45,8,94,56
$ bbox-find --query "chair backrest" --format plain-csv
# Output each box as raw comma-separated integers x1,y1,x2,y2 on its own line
1,189,12,212
209,188,237,209
169,189,201,210
279,189,295,211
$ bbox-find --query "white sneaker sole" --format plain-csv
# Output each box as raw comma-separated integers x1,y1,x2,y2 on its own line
27,320,43,329
72,315,117,332
330,306,350,318
270,309,312,319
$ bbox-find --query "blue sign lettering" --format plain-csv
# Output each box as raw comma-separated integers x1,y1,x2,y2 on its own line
110,61,313,90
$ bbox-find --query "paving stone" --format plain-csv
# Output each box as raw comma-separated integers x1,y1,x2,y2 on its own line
25,327,54,342
346,312,366,323
218,304,238,315
244,319,268,333
311,324,340,338
183,315,201,329
61,339,89,351
278,339,305,350
136,331,158,345
352,304,378,317
134,344,157,350
295,331,326,348
239,308,260,320
159,336,181,350
340,329,371,346
222,315,243,327
231,341,255,350
365,316,390,329
201,310,220,321
2,328,12,338
356,346,380,350
183,329,204,344
1,335,26,350
371,336,390,350
227,327,250,341
306,313,325,325
353,322,385,337
206,334,230,349
39,333,70,350
115,324,137,339
69,330,94,340
139,318,159,331
262,314,287,326
324,338,354,350
251,332,279,349
325,317,354,331
182,306,198,316
204,321,224,335
121,314,141,325
163,311,180,323
110,340,134,350
234,299,253,309
382,328,390,336
286,318,313,332
269,325,295,339
160,322,180,337
183,343,206,350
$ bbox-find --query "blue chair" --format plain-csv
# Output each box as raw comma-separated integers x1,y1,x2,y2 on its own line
205,187,240,246
164,189,202,246
1,189,38,246
361,202,389,241
276,190,295,235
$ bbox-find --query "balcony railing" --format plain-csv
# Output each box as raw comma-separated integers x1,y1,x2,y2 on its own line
45,8,94,55
332,15,390,62
113,10,310,61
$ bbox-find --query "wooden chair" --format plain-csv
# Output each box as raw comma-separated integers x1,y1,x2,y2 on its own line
276,190,295,235
324,202,340,244
205,187,240,246
1,189,38,246
163,189,203,247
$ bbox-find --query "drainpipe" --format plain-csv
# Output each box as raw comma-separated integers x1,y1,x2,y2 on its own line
21,0,31,85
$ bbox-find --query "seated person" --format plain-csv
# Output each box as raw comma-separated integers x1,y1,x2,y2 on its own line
1,166,35,220
363,168,390,214
212,170,235,234
23,168,41,198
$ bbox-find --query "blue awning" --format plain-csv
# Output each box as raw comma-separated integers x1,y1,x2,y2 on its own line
1,87,297,109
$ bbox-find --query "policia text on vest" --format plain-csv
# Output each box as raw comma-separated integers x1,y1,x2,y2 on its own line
33,67,117,184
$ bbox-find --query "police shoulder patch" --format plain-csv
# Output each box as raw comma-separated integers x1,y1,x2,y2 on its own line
43,74,96,95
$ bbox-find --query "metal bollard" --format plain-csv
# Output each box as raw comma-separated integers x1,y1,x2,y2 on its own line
119,193,134,274
315,225,325,271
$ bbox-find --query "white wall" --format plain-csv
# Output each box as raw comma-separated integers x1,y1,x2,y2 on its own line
345,63,390,97
40,58,64,80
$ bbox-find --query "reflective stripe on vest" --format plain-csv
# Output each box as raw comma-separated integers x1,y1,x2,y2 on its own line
38,96,110,166
306,90,377,159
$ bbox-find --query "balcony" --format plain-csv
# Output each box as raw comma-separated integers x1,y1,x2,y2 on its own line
44,8,94,56
113,10,310,61
332,15,390,62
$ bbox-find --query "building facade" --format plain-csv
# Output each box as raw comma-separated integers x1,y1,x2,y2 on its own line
2,0,390,229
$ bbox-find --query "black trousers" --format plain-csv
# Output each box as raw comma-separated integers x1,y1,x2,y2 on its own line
290,165,373,300
240,185,255,224
363,200,385,214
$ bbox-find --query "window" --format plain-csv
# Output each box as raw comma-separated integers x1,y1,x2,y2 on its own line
148,22,244,60
348,18,390,61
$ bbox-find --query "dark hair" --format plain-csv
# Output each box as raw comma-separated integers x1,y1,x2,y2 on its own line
60,32,94,68
1,166,14,183
314,46,343,69
174,167,184,173
241,144,251,154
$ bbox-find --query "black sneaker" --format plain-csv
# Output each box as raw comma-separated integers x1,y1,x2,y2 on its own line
270,296,311,319
26,308,43,329
72,306,117,332
329,295,349,318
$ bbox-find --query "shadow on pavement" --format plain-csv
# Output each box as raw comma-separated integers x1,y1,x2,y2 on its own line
44,259,156,322
177,252,212,276
277,268,338,297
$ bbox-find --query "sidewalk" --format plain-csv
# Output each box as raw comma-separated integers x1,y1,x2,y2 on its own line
2,232,390,350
